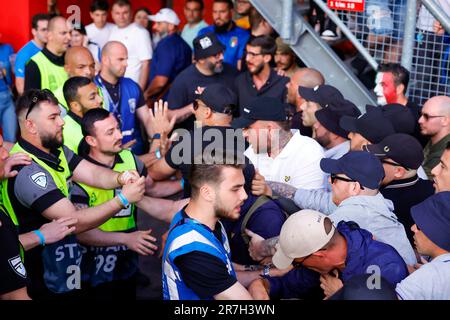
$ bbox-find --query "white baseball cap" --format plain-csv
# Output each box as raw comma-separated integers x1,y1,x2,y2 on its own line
272,210,336,269
148,8,180,26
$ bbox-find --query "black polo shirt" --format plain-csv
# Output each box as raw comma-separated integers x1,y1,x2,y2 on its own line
234,68,289,116
6,138,82,298
380,175,435,244
167,63,238,130
24,47,65,91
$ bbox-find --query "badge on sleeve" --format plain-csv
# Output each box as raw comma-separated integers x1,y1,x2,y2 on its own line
30,172,48,189
9,255,27,278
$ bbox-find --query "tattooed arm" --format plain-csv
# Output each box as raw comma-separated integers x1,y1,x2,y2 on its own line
267,181,298,199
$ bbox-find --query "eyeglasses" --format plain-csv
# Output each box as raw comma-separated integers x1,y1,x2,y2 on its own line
193,100,235,116
245,51,264,58
420,112,446,121
25,89,54,119
330,173,365,190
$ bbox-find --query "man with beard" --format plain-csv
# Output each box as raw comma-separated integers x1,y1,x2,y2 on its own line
167,32,238,130
0,89,146,299
162,152,253,300
25,16,70,92
235,36,289,115
198,0,250,70
181,0,209,49
274,38,299,78
419,96,450,179
62,77,103,153
144,8,192,102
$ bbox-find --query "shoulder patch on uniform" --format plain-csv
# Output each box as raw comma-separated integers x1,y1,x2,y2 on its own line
30,172,48,189
8,255,27,278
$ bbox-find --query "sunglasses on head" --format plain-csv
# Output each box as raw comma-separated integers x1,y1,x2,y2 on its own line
330,173,365,190
25,89,54,119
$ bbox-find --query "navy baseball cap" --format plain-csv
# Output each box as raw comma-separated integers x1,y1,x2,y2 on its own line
298,84,344,107
363,133,424,170
315,99,362,138
196,83,237,114
411,192,450,252
329,274,397,300
366,104,415,134
339,108,396,143
320,151,385,189
231,97,289,129
193,32,225,60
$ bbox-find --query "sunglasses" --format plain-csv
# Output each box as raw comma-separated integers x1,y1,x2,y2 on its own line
420,112,446,121
25,89,54,119
330,173,365,190
381,159,408,169
193,100,235,115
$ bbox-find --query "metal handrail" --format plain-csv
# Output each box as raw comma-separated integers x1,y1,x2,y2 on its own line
422,0,450,34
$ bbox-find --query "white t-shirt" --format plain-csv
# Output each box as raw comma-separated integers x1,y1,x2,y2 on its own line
108,23,153,84
86,22,115,49
396,253,450,300
245,130,325,189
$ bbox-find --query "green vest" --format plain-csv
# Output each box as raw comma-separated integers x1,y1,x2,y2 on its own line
53,85,68,110
75,150,137,232
0,143,71,227
30,51,68,92
63,114,83,154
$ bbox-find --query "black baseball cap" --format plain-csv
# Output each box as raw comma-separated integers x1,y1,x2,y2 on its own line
363,133,424,170
195,83,237,114
339,108,396,143
193,32,225,60
329,274,397,300
315,99,362,138
298,84,344,107
366,104,415,134
320,151,385,189
231,97,289,129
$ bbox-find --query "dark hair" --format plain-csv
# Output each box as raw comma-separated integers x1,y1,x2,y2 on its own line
186,0,205,10
90,0,109,13
189,150,244,199
81,108,111,137
378,63,410,94
113,0,131,8
447,141,450,150
72,23,87,36
16,89,59,117
249,8,264,30
63,77,93,106
247,35,277,57
213,0,233,9
32,13,50,30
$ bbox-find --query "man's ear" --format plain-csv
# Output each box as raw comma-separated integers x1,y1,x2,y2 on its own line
312,250,327,259
69,101,82,114
85,135,97,147
394,166,407,179
397,84,405,97
200,184,215,202
349,181,361,196
263,54,272,65
24,118,38,135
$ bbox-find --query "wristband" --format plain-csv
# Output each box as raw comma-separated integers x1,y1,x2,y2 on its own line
155,148,162,159
117,192,130,209
33,230,46,246
262,264,271,277
180,178,185,189
152,133,161,140
114,195,125,209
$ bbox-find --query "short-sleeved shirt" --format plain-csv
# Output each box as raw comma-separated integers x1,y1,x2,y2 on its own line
6,139,82,297
235,68,289,115
86,22,115,49
148,33,192,101
173,210,237,298
0,44,14,92
181,20,209,49
14,40,41,78
167,63,238,130
108,23,153,84
396,253,450,300
0,211,28,296
165,125,248,197
198,23,250,69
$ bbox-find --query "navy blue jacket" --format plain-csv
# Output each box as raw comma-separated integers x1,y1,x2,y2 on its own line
267,221,408,299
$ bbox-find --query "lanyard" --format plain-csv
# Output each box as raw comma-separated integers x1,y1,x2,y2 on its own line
96,76,121,119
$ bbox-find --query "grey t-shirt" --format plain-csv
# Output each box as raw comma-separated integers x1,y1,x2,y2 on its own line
396,253,450,300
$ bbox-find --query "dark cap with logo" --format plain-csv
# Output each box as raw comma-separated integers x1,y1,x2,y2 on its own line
193,32,225,60
363,133,424,170
315,99,362,138
231,97,289,129
195,83,237,114
298,84,344,108
411,192,450,252
320,151,385,189
339,108,396,143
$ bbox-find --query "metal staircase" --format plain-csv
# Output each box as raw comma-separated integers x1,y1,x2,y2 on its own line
250,0,377,111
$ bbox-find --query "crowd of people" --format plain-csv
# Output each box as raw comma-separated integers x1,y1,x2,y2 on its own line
0,0,449,301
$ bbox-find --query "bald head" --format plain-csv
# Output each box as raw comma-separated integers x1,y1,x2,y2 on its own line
64,46,96,79
48,16,67,32
287,68,325,106
425,96,450,115
47,16,71,55
419,95,450,142
100,41,128,80
102,41,127,59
